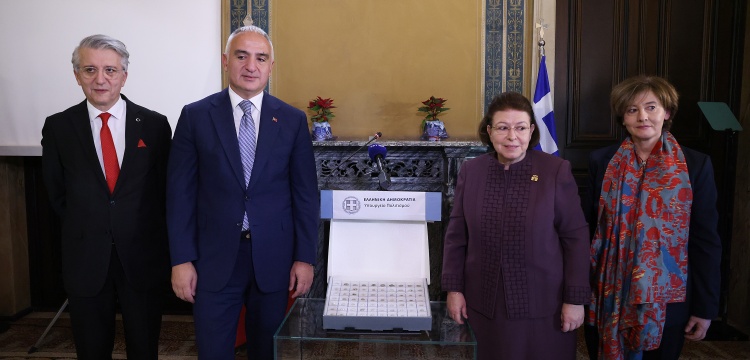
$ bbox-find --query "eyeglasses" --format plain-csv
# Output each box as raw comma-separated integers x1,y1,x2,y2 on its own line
77,66,122,80
489,125,532,134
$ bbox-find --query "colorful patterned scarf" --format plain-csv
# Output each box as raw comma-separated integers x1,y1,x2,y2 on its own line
587,132,692,360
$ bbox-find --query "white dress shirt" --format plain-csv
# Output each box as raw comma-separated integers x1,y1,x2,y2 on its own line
228,87,263,142
87,97,126,175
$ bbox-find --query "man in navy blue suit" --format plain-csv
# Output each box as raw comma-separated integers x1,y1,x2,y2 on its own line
167,25,318,359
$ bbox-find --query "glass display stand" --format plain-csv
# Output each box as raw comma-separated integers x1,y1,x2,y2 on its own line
275,298,476,359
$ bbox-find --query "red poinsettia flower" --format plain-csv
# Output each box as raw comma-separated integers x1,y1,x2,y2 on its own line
418,96,450,121
307,96,337,123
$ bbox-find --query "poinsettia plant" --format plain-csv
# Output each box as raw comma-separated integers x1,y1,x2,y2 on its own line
418,96,450,121
307,96,336,123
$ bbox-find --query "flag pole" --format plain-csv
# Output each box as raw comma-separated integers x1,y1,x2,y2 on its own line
538,38,545,58
532,18,559,156
535,19,547,58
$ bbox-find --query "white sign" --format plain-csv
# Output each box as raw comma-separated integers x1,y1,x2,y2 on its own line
331,190,427,221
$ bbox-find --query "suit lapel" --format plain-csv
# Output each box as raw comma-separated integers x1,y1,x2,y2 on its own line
247,94,281,190
69,100,109,192
116,96,143,195
210,89,246,188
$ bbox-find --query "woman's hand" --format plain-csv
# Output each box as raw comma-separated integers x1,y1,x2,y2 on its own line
561,303,584,332
447,291,468,324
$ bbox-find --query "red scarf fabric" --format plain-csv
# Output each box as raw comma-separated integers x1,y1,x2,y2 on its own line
588,132,692,360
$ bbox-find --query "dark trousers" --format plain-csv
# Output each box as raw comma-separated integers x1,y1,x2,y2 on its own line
584,323,687,360
67,247,163,360
193,237,288,360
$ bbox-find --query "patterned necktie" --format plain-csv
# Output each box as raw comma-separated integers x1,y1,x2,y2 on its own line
238,100,257,230
99,112,119,194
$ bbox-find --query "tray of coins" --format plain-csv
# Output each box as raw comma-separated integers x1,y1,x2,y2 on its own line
323,278,431,331
320,190,441,331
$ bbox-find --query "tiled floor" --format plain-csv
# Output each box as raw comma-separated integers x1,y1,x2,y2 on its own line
1,312,749,359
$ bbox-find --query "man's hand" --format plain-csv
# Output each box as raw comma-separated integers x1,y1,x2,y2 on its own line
684,316,711,341
171,262,197,303
447,292,468,324
289,261,314,298
561,303,584,332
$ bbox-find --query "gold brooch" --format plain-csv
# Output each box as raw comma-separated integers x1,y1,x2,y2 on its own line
531,175,539,181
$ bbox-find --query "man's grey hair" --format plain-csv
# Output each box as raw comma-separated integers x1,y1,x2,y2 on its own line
225,25,274,60
72,34,130,72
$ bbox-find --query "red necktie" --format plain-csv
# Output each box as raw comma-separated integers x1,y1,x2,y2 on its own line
99,112,119,194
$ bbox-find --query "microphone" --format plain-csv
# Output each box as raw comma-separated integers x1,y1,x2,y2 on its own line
338,132,382,165
368,144,391,190
323,132,383,190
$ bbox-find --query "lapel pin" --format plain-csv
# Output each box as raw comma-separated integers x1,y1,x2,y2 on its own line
135,118,141,122
272,117,278,122
531,175,539,181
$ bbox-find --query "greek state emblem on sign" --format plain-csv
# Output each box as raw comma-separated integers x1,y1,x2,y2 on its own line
342,196,360,214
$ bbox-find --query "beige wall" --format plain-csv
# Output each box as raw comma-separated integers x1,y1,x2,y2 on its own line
530,0,556,102
270,0,484,140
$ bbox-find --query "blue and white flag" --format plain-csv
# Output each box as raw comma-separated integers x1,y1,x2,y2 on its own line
532,56,559,155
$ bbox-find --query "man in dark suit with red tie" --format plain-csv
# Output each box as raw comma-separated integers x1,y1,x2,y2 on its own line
168,25,318,359
41,34,171,360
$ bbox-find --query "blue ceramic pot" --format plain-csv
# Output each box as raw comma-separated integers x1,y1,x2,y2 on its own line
421,120,449,141
312,121,334,141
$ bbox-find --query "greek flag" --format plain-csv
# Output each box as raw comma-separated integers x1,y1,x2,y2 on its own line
532,56,559,155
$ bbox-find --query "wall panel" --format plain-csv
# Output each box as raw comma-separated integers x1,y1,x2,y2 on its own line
556,0,748,334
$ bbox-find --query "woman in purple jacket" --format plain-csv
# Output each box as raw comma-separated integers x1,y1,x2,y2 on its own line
442,92,590,360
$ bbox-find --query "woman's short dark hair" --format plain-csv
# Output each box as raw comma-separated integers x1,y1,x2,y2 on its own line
610,75,679,131
478,92,540,150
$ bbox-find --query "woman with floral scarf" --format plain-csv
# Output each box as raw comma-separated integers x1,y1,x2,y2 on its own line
584,76,722,360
